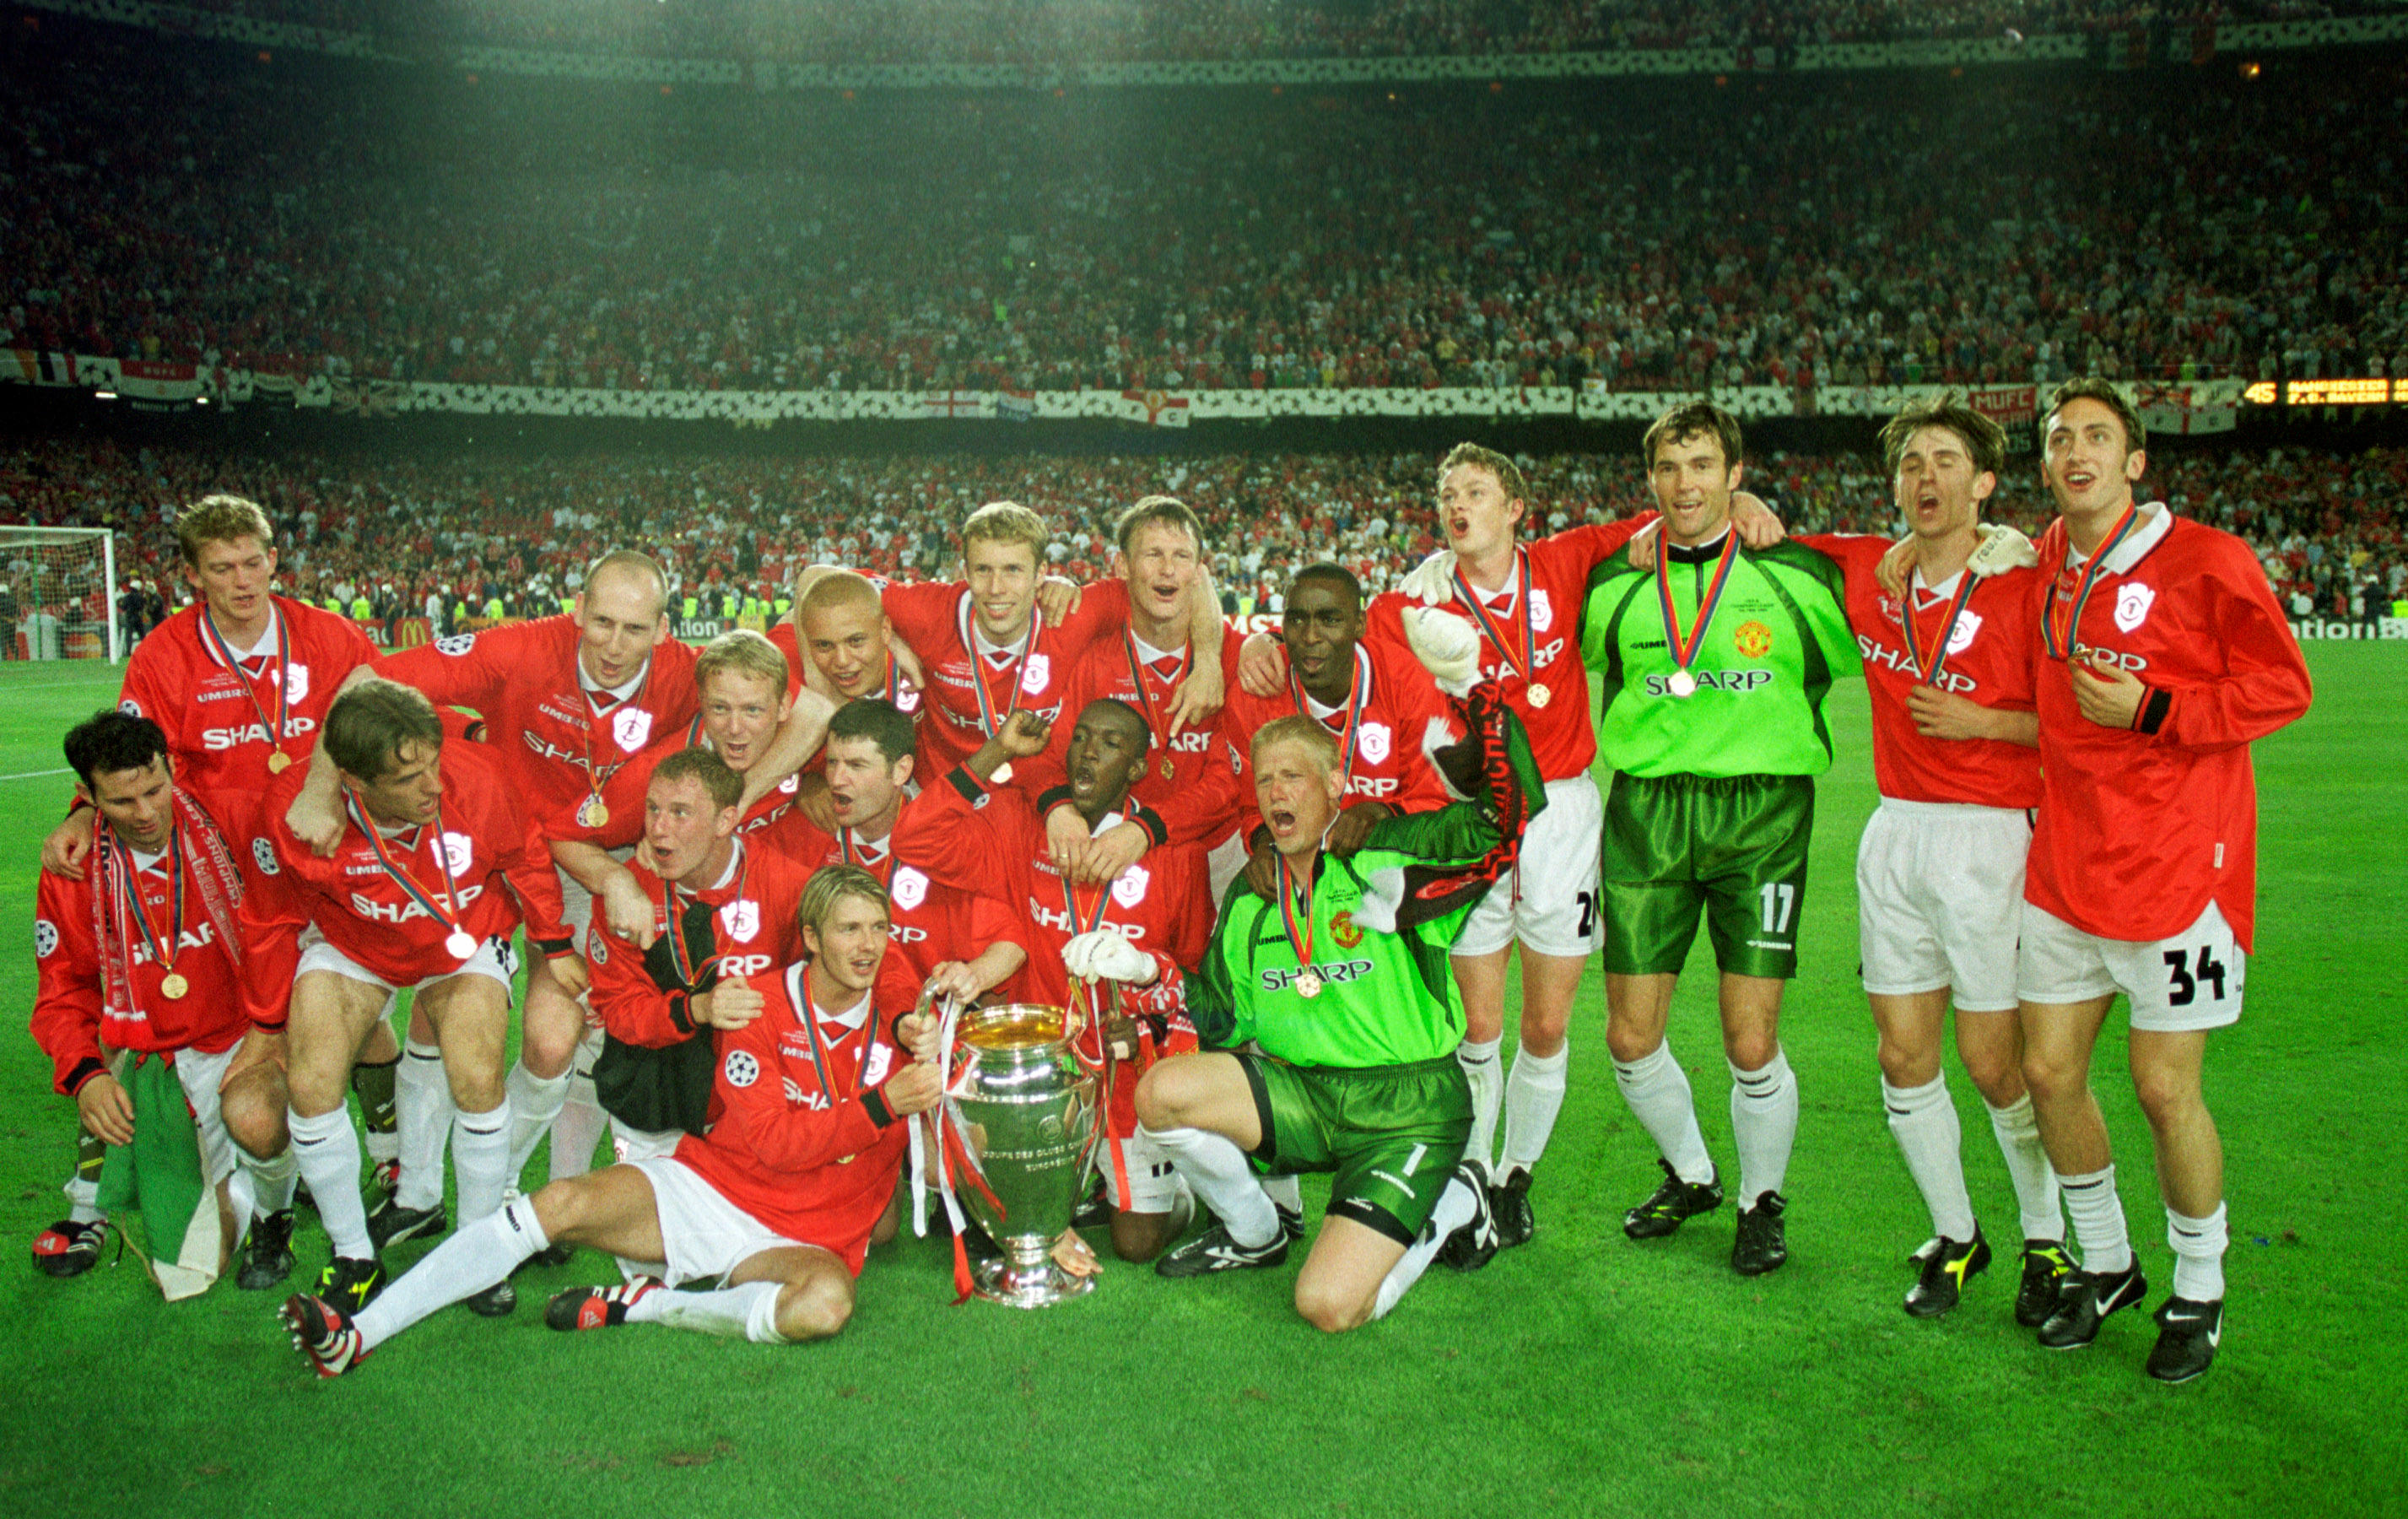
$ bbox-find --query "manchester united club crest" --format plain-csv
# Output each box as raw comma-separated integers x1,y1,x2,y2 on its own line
283,662,311,704
612,706,654,753
2114,581,2157,633
1358,722,1391,764
440,831,474,877
1110,863,1151,910
1331,911,1363,949
1019,653,1051,695
1946,608,1984,655
892,866,930,911
1733,620,1774,659
720,897,761,943
1528,589,1554,632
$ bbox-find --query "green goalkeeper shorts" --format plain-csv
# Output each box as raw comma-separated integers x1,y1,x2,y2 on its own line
1237,1053,1472,1246
1601,770,1815,980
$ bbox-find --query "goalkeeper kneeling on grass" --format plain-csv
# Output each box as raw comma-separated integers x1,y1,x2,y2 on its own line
1114,609,1539,1332
280,865,939,1376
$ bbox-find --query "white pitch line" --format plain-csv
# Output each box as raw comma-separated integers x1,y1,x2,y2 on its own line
0,767,71,781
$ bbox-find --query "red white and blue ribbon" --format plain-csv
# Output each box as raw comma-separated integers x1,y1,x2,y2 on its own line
1450,550,1533,685
1899,566,1982,685
343,788,472,953
194,602,290,765
1288,644,1373,792
2042,503,2141,662
958,592,1043,739
1656,531,1741,679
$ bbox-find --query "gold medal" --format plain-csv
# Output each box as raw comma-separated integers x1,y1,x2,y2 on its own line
159,972,189,999
580,796,610,829
1294,970,1322,999
267,751,292,774
1527,683,1551,709
1159,758,1176,780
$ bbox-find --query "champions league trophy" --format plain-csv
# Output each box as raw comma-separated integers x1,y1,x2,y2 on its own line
936,1003,1099,1308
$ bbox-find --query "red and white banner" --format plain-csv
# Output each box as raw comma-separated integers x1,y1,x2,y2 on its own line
1119,388,1191,427
1966,383,2038,433
2134,383,2237,435
116,359,204,406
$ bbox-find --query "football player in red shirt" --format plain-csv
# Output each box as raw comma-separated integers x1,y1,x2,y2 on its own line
582,747,815,1161
251,679,581,1319
283,866,942,1376
782,698,1028,1001
2008,381,2311,1381
1239,446,1777,1244
1761,398,2066,1322
786,569,925,717
35,495,396,1278
901,701,1212,1263
30,709,300,1292
870,500,1225,782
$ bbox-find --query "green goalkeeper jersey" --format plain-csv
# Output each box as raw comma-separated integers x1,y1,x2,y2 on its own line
1185,690,1543,1068
1579,536,1860,779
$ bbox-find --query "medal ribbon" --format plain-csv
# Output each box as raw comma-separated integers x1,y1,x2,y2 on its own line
195,602,290,765
108,824,186,984
1288,644,1373,793
1450,550,1533,684
1121,630,1189,770
958,593,1044,739
1276,852,1316,974
795,966,872,1102
840,829,895,890
1898,566,1982,685
343,789,471,941
579,659,655,813
1656,531,1741,677
2042,504,2141,662
663,842,746,990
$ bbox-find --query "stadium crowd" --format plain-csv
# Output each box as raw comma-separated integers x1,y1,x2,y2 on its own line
3,436,2399,658
4,28,2404,397
153,0,2395,64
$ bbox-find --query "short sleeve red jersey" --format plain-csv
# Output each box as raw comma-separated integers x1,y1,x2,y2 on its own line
583,839,815,1048
780,791,1023,993
1021,619,1249,846
372,618,700,835
117,595,379,833
1365,517,1649,781
765,621,808,703
878,579,1131,777
1220,640,1460,839
672,961,916,1273
546,716,810,856
1803,534,2044,808
2024,507,2312,950
30,807,267,1095
249,741,570,984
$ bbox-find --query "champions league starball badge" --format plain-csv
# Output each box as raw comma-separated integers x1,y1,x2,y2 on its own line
1527,683,1551,708
1294,970,1323,998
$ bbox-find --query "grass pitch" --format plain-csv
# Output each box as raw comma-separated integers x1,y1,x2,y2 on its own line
0,646,2400,1518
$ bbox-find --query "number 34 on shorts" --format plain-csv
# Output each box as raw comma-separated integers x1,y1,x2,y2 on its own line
2017,899,2247,1033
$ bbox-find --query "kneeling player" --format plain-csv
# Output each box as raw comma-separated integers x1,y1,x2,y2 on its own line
281,866,938,1375
1135,616,1532,1332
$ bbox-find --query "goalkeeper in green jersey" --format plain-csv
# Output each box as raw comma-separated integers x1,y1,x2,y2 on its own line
1118,610,1541,1332
1579,401,1861,1278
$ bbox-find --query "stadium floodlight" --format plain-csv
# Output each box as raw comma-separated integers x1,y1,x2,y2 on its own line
0,526,120,662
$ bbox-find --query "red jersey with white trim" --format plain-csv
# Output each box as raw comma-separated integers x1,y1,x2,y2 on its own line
372,617,699,835
1221,640,1460,841
30,813,271,1095
877,578,1131,780
584,840,816,1049
781,802,1023,994
767,619,927,722
247,740,570,988
116,594,379,833
2024,506,2311,950
545,716,809,857
672,960,918,1273
1021,619,1249,846
1803,534,2044,808
1365,517,1649,781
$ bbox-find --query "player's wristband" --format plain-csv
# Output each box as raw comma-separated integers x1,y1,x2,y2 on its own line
861,1088,897,1128
531,935,575,960
62,1056,107,1098
2133,685,2172,737
667,991,696,1036
944,765,989,803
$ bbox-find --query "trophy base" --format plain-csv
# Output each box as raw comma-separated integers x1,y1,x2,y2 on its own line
971,1251,1096,1310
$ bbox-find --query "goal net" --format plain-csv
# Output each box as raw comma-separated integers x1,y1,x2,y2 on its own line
0,526,119,662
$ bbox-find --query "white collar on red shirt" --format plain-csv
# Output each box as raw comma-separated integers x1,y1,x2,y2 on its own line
212,601,283,664
786,963,874,1032
128,845,168,875
1129,630,1187,667
704,838,744,892
1910,566,1966,605
2065,500,2173,576
577,658,648,703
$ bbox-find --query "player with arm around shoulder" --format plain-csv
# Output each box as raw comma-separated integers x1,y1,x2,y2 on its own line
282,865,942,1376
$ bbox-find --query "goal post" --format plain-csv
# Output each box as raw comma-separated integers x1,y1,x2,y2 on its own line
0,526,120,662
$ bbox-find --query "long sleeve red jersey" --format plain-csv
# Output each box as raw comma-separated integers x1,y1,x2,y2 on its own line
1220,638,1460,841
877,578,1131,778
584,839,816,1049
1015,619,1250,847
2024,506,2312,949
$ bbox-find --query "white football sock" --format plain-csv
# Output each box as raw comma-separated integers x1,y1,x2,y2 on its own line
1884,1075,1975,1241
2059,1165,2132,1274
241,1143,299,1216
287,1105,372,1259
450,1101,512,1225
1729,1049,1799,1207
636,1279,787,1343
1612,1040,1714,1185
1140,1124,1277,1249
548,1041,609,1182
2168,1202,2228,1301
1984,1095,2063,1244
395,1039,454,1212
354,1194,547,1350
1372,1173,1479,1321
1455,1036,1503,1177
1260,1172,1303,1219
505,1061,571,1181
1499,1040,1568,1172
65,1175,103,1225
